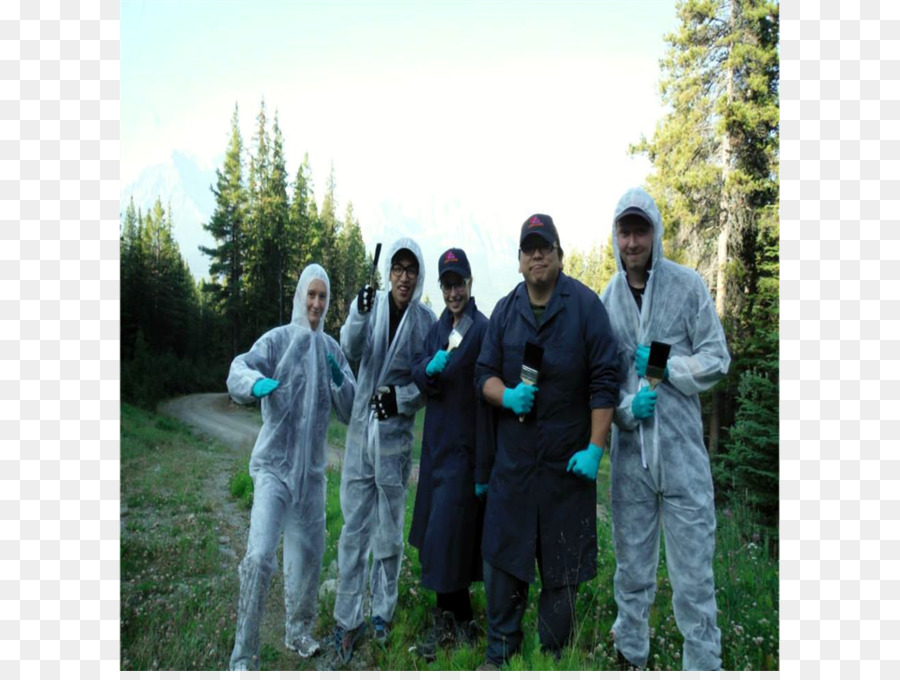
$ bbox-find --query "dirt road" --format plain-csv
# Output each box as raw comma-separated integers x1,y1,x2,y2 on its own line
156,393,350,471
159,392,262,451
158,393,263,452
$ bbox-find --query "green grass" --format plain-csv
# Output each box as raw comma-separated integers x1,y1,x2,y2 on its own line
120,403,240,670
121,402,778,671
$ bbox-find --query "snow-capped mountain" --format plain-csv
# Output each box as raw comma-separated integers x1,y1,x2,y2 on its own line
120,150,219,283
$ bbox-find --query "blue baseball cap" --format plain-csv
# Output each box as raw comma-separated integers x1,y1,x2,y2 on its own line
437,248,471,280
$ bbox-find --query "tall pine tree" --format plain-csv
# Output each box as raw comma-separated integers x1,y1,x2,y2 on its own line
200,103,248,357
631,0,778,462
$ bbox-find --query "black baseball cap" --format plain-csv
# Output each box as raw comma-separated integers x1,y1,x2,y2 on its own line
520,214,560,248
615,206,654,228
438,248,471,280
391,247,418,266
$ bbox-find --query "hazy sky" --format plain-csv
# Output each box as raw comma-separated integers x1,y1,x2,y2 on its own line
121,0,679,259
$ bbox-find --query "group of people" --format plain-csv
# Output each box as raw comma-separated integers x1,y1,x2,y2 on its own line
225,187,731,672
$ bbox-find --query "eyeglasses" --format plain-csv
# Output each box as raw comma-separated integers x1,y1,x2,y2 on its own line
390,264,419,278
519,243,557,257
439,278,469,293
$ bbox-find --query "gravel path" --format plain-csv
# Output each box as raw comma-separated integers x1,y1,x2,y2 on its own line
157,392,344,467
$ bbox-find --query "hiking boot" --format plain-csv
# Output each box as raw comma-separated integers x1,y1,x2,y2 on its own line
477,660,500,671
285,632,320,658
456,618,484,645
317,623,366,670
371,615,390,643
416,609,457,661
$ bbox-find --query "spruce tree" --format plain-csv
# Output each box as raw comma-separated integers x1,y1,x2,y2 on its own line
631,0,779,463
270,113,293,325
120,196,144,361
333,201,368,333
200,103,247,357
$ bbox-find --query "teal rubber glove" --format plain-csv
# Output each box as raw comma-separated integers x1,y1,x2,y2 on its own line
566,443,604,481
635,344,668,379
631,386,657,420
252,377,280,399
425,349,450,377
635,344,649,377
327,353,344,387
475,483,489,499
501,383,538,416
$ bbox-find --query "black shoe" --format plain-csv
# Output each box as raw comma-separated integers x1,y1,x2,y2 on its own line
416,609,457,661
456,618,484,645
616,649,641,671
371,615,390,643
317,623,366,670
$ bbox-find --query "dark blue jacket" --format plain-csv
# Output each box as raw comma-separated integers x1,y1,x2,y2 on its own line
474,272,619,587
410,298,493,592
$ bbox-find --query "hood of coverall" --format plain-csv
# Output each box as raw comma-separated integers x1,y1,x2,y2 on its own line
384,237,427,304
291,263,330,331
611,186,666,275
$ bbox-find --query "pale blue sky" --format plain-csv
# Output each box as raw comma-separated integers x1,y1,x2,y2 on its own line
122,0,680,272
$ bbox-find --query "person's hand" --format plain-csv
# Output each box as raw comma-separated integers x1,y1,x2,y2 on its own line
252,377,280,399
425,349,450,377
327,353,344,387
370,385,398,420
567,443,604,481
357,285,375,314
635,344,650,377
631,386,657,420
501,383,538,416
475,482,489,500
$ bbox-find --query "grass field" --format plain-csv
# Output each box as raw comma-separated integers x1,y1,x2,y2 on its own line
120,403,778,671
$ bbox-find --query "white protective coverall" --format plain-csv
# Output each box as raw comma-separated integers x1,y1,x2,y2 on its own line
333,237,436,631
227,264,356,670
601,187,731,671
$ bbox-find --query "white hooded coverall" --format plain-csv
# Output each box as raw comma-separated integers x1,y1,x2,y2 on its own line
333,237,436,631
227,264,356,670
601,187,731,671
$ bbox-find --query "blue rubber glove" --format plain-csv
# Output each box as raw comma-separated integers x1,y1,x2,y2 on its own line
425,349,450,377
327,353,344,387
501,383,538,416
252,377,280,399
635,344,668,380
566,443,604,481
631,386,657,420
475,483,489,499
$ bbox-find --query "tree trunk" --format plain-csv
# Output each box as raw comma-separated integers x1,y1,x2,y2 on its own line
710,0,738,458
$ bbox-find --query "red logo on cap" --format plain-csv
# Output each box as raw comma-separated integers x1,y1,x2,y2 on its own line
444,250,459,263
528,216,544,229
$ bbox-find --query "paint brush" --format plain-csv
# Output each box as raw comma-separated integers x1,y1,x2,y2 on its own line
370,242,382,288
447,314,473,353
646,341,671,391
519,341,544,423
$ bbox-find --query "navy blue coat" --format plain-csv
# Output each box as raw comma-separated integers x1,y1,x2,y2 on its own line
474,272,619,588
410,298,492,592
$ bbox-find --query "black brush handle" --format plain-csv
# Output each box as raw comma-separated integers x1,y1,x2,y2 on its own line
370,243,382,287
